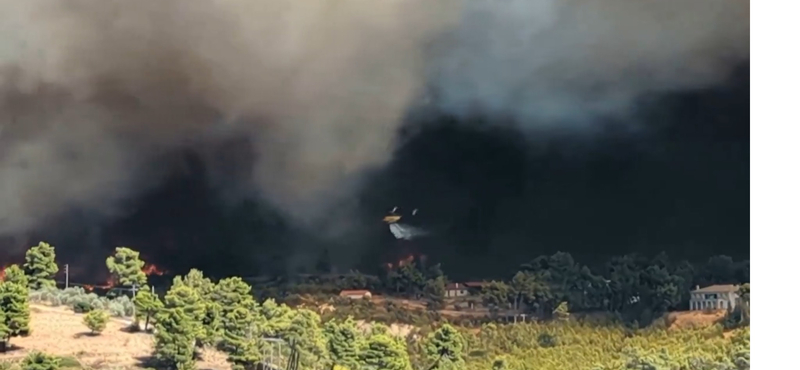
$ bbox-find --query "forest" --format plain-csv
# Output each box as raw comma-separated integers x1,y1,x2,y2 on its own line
268,250,749,326
0,242,749,370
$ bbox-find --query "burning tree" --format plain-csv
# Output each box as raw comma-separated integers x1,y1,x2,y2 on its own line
23,241,58,290
106,247,147,287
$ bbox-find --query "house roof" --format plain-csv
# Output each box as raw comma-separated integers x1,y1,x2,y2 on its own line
339,290,371,296
463,281,489,288
446,282,488,290
692,284,739,293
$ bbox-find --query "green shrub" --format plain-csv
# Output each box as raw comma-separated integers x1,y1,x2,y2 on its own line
55,356,82,369
72,301,92,314
107,302,126,317
83,309,110,335
537,332,559,348
20,352,60,370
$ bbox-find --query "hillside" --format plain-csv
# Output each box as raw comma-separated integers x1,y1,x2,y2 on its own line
0,302,734,370
0,304,231,370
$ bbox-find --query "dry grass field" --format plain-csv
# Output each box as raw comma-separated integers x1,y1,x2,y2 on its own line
0,304,231,370
666,309,727,330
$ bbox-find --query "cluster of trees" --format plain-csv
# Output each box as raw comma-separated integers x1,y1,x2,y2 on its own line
0,241,750,370
0,241,58,351
144,269,466,370
0,243,151,350
299,251,749,325
477,252,748,323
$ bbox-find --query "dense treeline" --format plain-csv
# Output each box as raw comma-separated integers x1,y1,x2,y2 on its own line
268,251,749,325
0,242,750,370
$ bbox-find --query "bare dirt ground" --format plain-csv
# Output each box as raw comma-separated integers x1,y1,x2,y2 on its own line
0,304,231,370
666,310,726,330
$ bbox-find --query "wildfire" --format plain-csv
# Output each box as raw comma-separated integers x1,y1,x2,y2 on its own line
142,263,166,276
80,263,164,292
0,265,6,281
398,254,414,267
385,254,428,270
100,276,115,289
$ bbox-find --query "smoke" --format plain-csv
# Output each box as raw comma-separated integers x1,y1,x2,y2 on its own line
428,0,749,124
0,0,456,239
0,0,749,252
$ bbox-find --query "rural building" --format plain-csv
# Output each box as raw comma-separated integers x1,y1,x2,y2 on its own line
445,281,489,298
445,283,470,298
339,289,372,299
689,284,739,311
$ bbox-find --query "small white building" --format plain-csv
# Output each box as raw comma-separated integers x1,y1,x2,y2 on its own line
444,282,488,298
339,290,372,300
689,284,739,311
445,283,469,298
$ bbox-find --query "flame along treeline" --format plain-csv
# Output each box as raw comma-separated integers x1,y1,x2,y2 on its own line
84,263,166,292
0,262,166,290
384,253,427,270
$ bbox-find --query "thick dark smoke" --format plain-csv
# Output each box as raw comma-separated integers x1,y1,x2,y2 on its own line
0,0,749,276
0,0,455,235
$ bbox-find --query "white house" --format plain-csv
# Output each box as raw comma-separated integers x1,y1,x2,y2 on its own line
444,282,488,298
339,290,372,300
689,284,739,311
445,283,469,298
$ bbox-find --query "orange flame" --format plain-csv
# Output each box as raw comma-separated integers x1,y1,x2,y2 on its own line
100,276,115,289
0,265,6,281
384,254,417,271
398,254,414,267
142,263,166,276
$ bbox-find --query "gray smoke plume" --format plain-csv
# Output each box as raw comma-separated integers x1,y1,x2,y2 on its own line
0,0,457,239
0,0,749,246
429,0,749,125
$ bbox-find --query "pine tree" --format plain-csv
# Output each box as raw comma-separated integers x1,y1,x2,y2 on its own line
154,306,198,370
260,299,295,337
324,317,362,370
284,308,329,368
21,351,61,370
23,242,58,290
359,333,412,370
172,270,220,345
424,324,465,369
0,309,8,346
0,280,30,352
134,288,164,331
220,306,262,370
424,276,447,309
83,309,110,335
164,285,205,339
106,247,147,287
2,265,28,287
212,277,257,332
